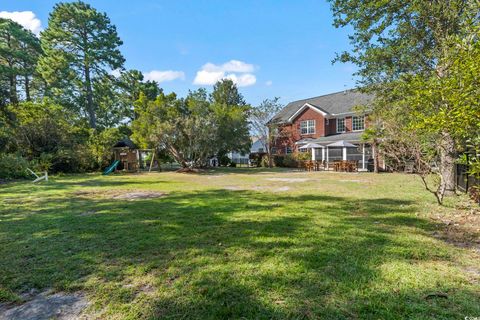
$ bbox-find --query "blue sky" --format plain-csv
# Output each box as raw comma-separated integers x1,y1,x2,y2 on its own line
1,0,358,105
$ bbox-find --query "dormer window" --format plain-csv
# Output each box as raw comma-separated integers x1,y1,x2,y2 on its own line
337,118,346,133
300,120,315,135
352,115,365,131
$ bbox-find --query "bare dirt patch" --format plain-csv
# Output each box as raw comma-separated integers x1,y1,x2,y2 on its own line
74,190,166,201
223,186,243,191
0,291,89,320
429,202,480,254
265,178,310,183
222,185,291,192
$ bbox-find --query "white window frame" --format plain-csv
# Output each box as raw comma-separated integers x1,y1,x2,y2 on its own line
352,115,365,131
285,146,293,154
300,119,315,135
336,117,346,133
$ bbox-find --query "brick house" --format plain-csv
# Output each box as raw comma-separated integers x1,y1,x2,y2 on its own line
269,89,376,170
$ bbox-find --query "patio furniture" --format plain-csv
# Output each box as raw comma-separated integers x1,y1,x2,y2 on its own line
348,160,358,172
305,160,314,172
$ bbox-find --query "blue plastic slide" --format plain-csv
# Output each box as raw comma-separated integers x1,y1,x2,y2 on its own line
103,160,120,175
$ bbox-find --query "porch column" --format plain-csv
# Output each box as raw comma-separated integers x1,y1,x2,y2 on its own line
342,147,347,160
311,148,316,161
321,147,325,162
362,144,366,170
326,147,329,169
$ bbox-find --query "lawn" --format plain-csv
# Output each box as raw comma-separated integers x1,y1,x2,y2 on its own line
0,168,479,319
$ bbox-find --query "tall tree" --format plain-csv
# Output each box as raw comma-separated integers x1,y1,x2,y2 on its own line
38,1,125,129
329,0,479,196
132,90,218,168
0,18,41,106
210,79,251,158
116,69,160,121
250,98,284,168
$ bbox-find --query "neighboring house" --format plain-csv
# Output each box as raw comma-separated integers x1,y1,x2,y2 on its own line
227,137,266,165
269,89,378,170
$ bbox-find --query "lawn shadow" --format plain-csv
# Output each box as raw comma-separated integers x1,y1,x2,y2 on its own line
0,188,478,318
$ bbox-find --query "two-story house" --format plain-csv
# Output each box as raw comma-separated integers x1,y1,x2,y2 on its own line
269,89,376,170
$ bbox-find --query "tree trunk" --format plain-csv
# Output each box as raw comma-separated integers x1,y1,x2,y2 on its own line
439,131,456,196
84,64,96,129
6,34,18,104
24,75,30,101
168,145,188,168
9,74,17,104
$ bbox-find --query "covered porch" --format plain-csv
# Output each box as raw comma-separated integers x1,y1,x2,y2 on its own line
296,132,373,171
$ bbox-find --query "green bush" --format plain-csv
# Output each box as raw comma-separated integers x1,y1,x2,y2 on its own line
273,155,284,167
0,154,30,179
249,152,266,167
283,154,298,167
295,151,311,161
260,155,269,167
273,154,298,168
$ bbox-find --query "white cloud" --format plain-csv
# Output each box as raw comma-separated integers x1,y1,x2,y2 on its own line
143,70,185,83
265,80,273,86
0,11,42,35
225,73,257,87
193,60,257,87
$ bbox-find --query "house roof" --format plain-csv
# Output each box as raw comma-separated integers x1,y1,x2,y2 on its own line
270,89,373,124
296,131,365,145
113,138,138,149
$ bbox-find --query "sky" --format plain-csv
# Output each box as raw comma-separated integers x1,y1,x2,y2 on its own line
1,0,358,106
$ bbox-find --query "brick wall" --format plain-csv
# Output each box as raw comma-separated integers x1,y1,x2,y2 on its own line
272,106,369,154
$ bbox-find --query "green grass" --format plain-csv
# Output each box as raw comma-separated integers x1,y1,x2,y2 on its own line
1,168,479,319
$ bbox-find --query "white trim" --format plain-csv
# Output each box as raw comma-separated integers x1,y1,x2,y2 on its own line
287,103,328,122
336,117,346,133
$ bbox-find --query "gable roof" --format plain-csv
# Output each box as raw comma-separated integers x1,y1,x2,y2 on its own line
113,138,138,149
270,89,373,124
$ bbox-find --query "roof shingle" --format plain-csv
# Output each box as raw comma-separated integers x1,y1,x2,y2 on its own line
271,89,373,123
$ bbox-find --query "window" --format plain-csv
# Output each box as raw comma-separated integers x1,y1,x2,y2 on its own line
300,120,315,135
258,148,264,153
337,118,346,133
271,147,277,154
352,115,365,131
286,146,293,154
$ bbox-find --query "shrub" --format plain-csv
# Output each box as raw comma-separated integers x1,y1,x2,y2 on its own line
249,152,266,167
273,155,284,167
260,155,269,167
295,151,311,161
0,154,30,179
273,154,298,168
219,154,231,166
283,154,298,168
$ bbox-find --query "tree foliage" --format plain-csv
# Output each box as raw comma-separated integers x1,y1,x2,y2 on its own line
250,98,284,167
38,1,125,129
330,0,480,202
0,18,42,109
210,79,251,157
132,81,251,168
